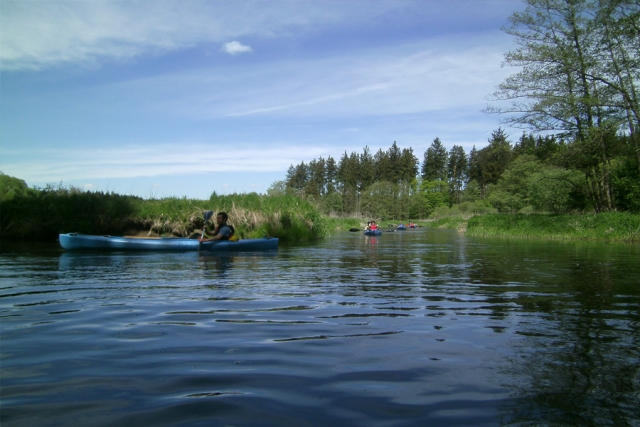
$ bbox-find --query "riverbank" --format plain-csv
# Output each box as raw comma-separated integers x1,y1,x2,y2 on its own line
426,213,640,243
0,188,361,242
3,180,638,244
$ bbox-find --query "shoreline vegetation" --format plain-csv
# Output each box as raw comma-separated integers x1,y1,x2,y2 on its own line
426,212,640,243
0,178,362,243
1,177,638,244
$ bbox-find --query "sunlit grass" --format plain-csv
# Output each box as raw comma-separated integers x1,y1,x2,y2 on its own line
0,188,337,242
6,183,637,243
427,212,640,242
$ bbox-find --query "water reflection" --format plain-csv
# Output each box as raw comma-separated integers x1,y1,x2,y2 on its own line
0,230,638,426
498,245,640,426
197,252,234,274
452,239,640,427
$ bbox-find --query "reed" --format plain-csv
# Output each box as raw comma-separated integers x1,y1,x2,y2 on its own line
424,216,469,232
1,187,142,240
466,213,640,242
0,185,333,242
424,212,640,242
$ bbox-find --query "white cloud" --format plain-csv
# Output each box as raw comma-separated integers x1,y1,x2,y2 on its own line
0,0,398,71
223,41,252,55
0,0,519,71
95,32,512,122
1,143,326,182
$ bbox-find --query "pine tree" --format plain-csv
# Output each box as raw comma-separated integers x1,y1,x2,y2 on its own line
447,145,468,205
359,146,376,190
325,156,338,194
468,129,513,197
421,138,448,181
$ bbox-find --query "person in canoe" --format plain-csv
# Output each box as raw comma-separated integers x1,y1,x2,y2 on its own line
366,221,378,231
199,212,236,242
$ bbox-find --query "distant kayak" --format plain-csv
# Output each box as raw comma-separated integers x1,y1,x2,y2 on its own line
58,233,278,252
396,225,407,230
364,229,382,236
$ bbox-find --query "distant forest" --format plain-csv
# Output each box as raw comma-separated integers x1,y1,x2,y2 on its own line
271,0,639,220
276,130,637,220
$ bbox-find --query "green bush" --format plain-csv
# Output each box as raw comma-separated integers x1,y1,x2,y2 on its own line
0,173,34,202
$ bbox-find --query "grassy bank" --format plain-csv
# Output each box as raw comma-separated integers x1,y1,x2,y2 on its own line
427,213,640,243
0,185,342,242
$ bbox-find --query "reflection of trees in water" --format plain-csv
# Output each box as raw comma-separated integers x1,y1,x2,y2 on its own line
493,246,640,427
196,252,280,278
198,254,234,276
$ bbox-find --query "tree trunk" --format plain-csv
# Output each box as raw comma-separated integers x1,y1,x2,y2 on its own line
587,170,603,212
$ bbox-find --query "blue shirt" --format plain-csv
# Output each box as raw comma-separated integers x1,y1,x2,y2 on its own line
216,225,233,239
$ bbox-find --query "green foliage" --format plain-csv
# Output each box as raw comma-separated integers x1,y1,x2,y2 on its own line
528,166,587,214
485,154,590,214
286,141,420,218
487,155,540,213
422,137,448,181
0,173,34,201
1,183,142,240
267,180,287,196
420,179,448,215
1,176,329,242
318,216,362,233
468,129,513,196
278,124,637,219
486,0,639,213
429,200,496,219
466,213,640,242
361,181,397,220
514,132,562,162
423,210,640,243
612,155,640,213
321,192,343,215
447,145,468,205
461,180,482,203
425,216,468,230
205,192,329,241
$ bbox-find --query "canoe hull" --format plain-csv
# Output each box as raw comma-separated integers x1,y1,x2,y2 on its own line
364,229,382,236
59,233,278,252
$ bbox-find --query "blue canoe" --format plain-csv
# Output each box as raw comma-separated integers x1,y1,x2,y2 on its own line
364,229,382,236
396,225,407,230
59,233,278,252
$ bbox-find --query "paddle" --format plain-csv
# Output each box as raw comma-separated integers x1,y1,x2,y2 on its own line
201,210,214,239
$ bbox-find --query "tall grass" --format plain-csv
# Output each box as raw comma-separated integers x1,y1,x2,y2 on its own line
206,194,329,241
424,210,640,243
424,216,469,232
466,213,640,242
1,187,142,240
0,187,332,242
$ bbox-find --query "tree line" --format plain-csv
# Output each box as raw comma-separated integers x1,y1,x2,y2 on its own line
271,0,639,220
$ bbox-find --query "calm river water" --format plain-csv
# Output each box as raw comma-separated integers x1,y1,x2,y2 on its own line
1,229,639,427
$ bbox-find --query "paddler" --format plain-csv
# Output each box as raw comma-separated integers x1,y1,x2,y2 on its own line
199,212,236,242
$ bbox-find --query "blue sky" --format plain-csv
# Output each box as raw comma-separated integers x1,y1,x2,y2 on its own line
1,0,525,199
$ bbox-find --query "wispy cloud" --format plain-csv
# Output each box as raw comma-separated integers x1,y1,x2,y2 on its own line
223,41,252,55
0,0,400,71
0,0,519,71
1,144,327,182
91,33,512,121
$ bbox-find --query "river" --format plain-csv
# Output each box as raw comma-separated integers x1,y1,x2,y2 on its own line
1,228,639,426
